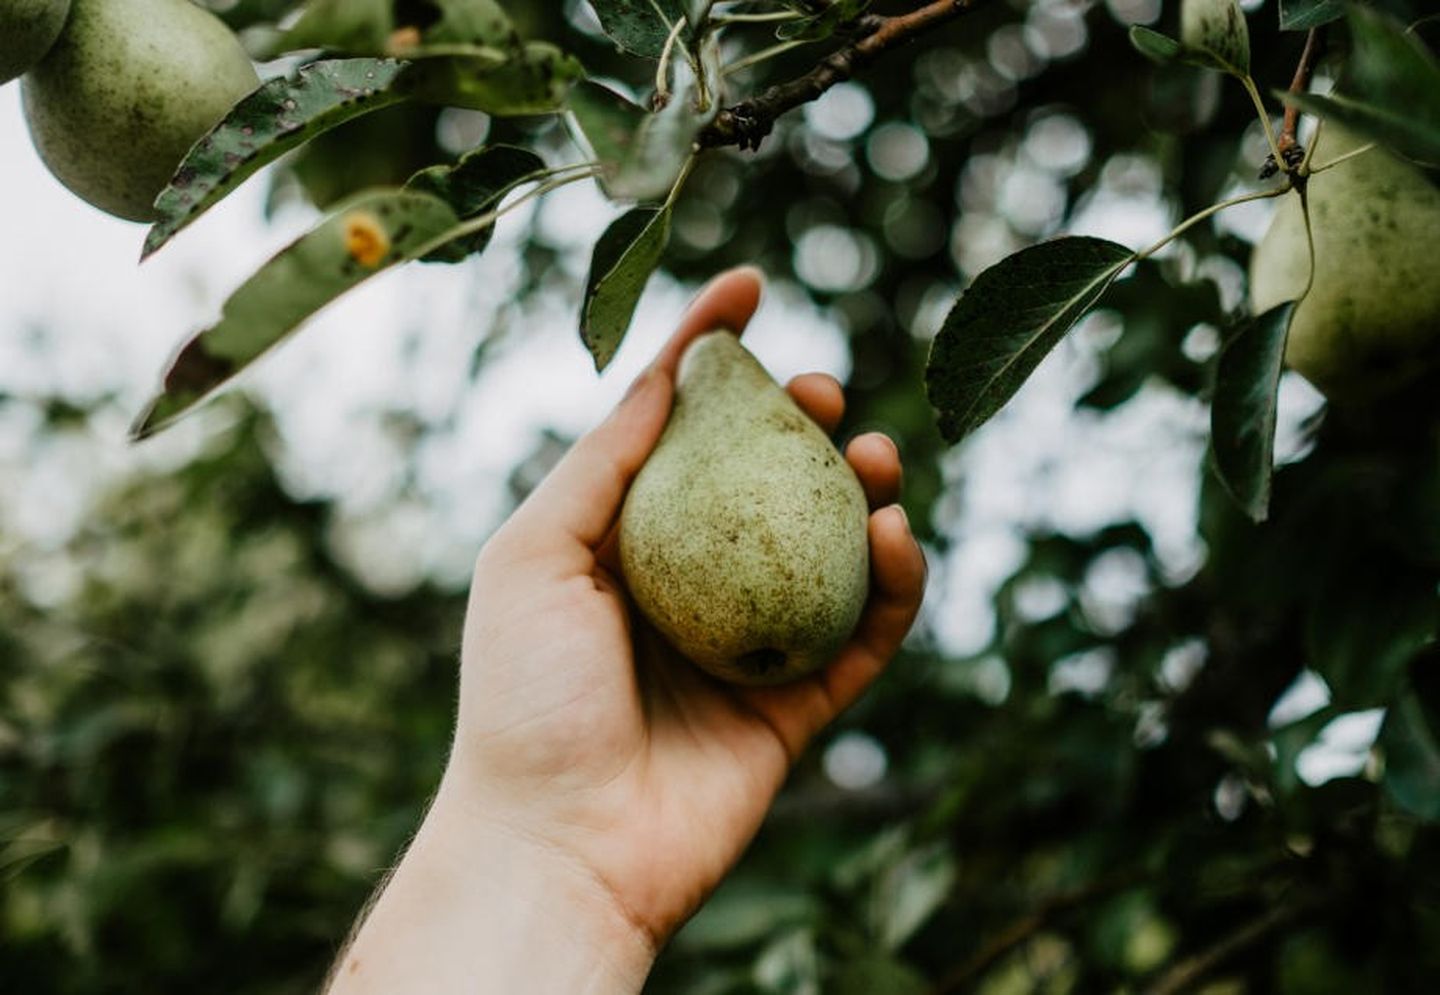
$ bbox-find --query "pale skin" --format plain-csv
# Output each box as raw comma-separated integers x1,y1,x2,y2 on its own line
325,267,927,993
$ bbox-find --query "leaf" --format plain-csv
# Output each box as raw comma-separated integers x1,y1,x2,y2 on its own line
589,0,690,58
1129,26,1183,64
778,0,870,42
830,956,930,995
399,42,583,115
1381,680,1440,821
1180,0,1250,77
131,191,466,440
280,0,393,54
404,144,548,262
1128,23,1245,76
566,80,651,188
925,237,1134,443
1278,0,1345,30
143,59,408,259
581,207,673,371
1307,561,1437,709
1280,5,1440,164
1210,303,1296,523
421,0,523,46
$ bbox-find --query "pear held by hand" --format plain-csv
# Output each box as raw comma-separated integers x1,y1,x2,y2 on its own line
0,0,70,85
21,0,259,222
620,332,871,686
1250,127,1440,401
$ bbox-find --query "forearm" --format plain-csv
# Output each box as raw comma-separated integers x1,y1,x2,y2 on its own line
325,774,655,995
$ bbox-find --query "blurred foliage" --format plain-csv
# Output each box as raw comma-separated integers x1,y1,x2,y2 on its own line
5,0,1440,992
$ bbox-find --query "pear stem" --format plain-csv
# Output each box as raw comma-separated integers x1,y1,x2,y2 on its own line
1306,142,1378,176
1241,74,1286,172
1279,27,1323,154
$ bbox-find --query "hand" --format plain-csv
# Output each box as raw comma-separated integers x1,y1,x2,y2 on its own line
327,268,926,994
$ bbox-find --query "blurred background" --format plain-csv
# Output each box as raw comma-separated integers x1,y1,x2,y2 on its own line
3,1,1439,991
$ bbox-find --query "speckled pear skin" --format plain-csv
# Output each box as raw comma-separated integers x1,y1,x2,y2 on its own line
1250,126,1440,400
620,331,870,686
0,0,71,85
21,0,258,221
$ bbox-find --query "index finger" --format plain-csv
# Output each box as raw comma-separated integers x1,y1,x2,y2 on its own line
650,266,765,377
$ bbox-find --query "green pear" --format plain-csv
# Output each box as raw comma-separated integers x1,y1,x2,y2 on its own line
619,331,871,686
1250,126,1440,400
21,0,258,222
0,0,70,85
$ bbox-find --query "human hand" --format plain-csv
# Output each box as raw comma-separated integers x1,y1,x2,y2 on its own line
328,268,926,994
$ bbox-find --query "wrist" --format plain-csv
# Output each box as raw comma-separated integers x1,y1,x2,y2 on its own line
329,773,655,994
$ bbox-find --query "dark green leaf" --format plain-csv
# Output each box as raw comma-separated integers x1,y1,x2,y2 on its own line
1281,5,1440,164
567,80,648,171
399,43,583,115
143,59,408,259
1308,561,1438,709
589,0,689,58
581,207,673,371
1181,0,1250,76
1211,303,1296,523
1129,25,1183,64
830,955,929,995
422,0,523,47
1381,681,1440,821
925,237,1134,443
404,145,547,262
778,0,870,42
1278,0,1345,30
132,191,466,439
280,0,392,54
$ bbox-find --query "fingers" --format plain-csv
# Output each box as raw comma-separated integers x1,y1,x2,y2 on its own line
738,503,925,761
820,505,927,716
786,373,844,434
845,433,902,509
495,367,674,561
652,267,765,378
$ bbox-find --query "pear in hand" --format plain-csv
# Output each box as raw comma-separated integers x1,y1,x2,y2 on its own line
620,332,870,686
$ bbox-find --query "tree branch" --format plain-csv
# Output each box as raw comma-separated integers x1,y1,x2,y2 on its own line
931,868,1149,994
1142,897,1317,995
699,0,985,151
1279,27,1323,153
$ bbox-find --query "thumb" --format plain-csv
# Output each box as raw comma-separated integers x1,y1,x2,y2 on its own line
499,366,674,562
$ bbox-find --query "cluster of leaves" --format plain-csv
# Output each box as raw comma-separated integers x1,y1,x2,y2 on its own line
4,0,1440,991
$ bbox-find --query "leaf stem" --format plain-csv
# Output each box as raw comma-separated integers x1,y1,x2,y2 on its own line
1306,141,1377,175
1241,74,1285,170
408,166,602,261
1134,185,1292,262
655,17,690,102
722,38,809,77
662,155,698,210
713,11,804,25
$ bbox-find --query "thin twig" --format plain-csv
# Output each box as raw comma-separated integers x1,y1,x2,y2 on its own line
931,869,1149,994
1279,28,1323,153
1142,898,1317,995
699,0,986,150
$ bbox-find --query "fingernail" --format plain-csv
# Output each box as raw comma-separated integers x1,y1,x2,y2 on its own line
890,504,910,530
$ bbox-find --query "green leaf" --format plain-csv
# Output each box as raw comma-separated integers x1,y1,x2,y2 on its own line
1278,0,1345,30
589,0,690,59
1281,5,1440,164
566,80,651,191
925,237,1134,443
1129,25,1183,64
1210,303,1296,523
1128,22,1245,76
280,0,393,54
403,145,548,262
400,43,583,115
1181,0,1250,76
422,0,523,46
830,955,930,995
778,0,870,42
1381,681,1440,821
1307,562,1438,709
143,59,408,260
131,191,467,440
581,207,673,371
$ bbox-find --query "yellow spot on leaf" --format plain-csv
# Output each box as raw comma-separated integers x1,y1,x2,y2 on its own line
343,211,389,268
